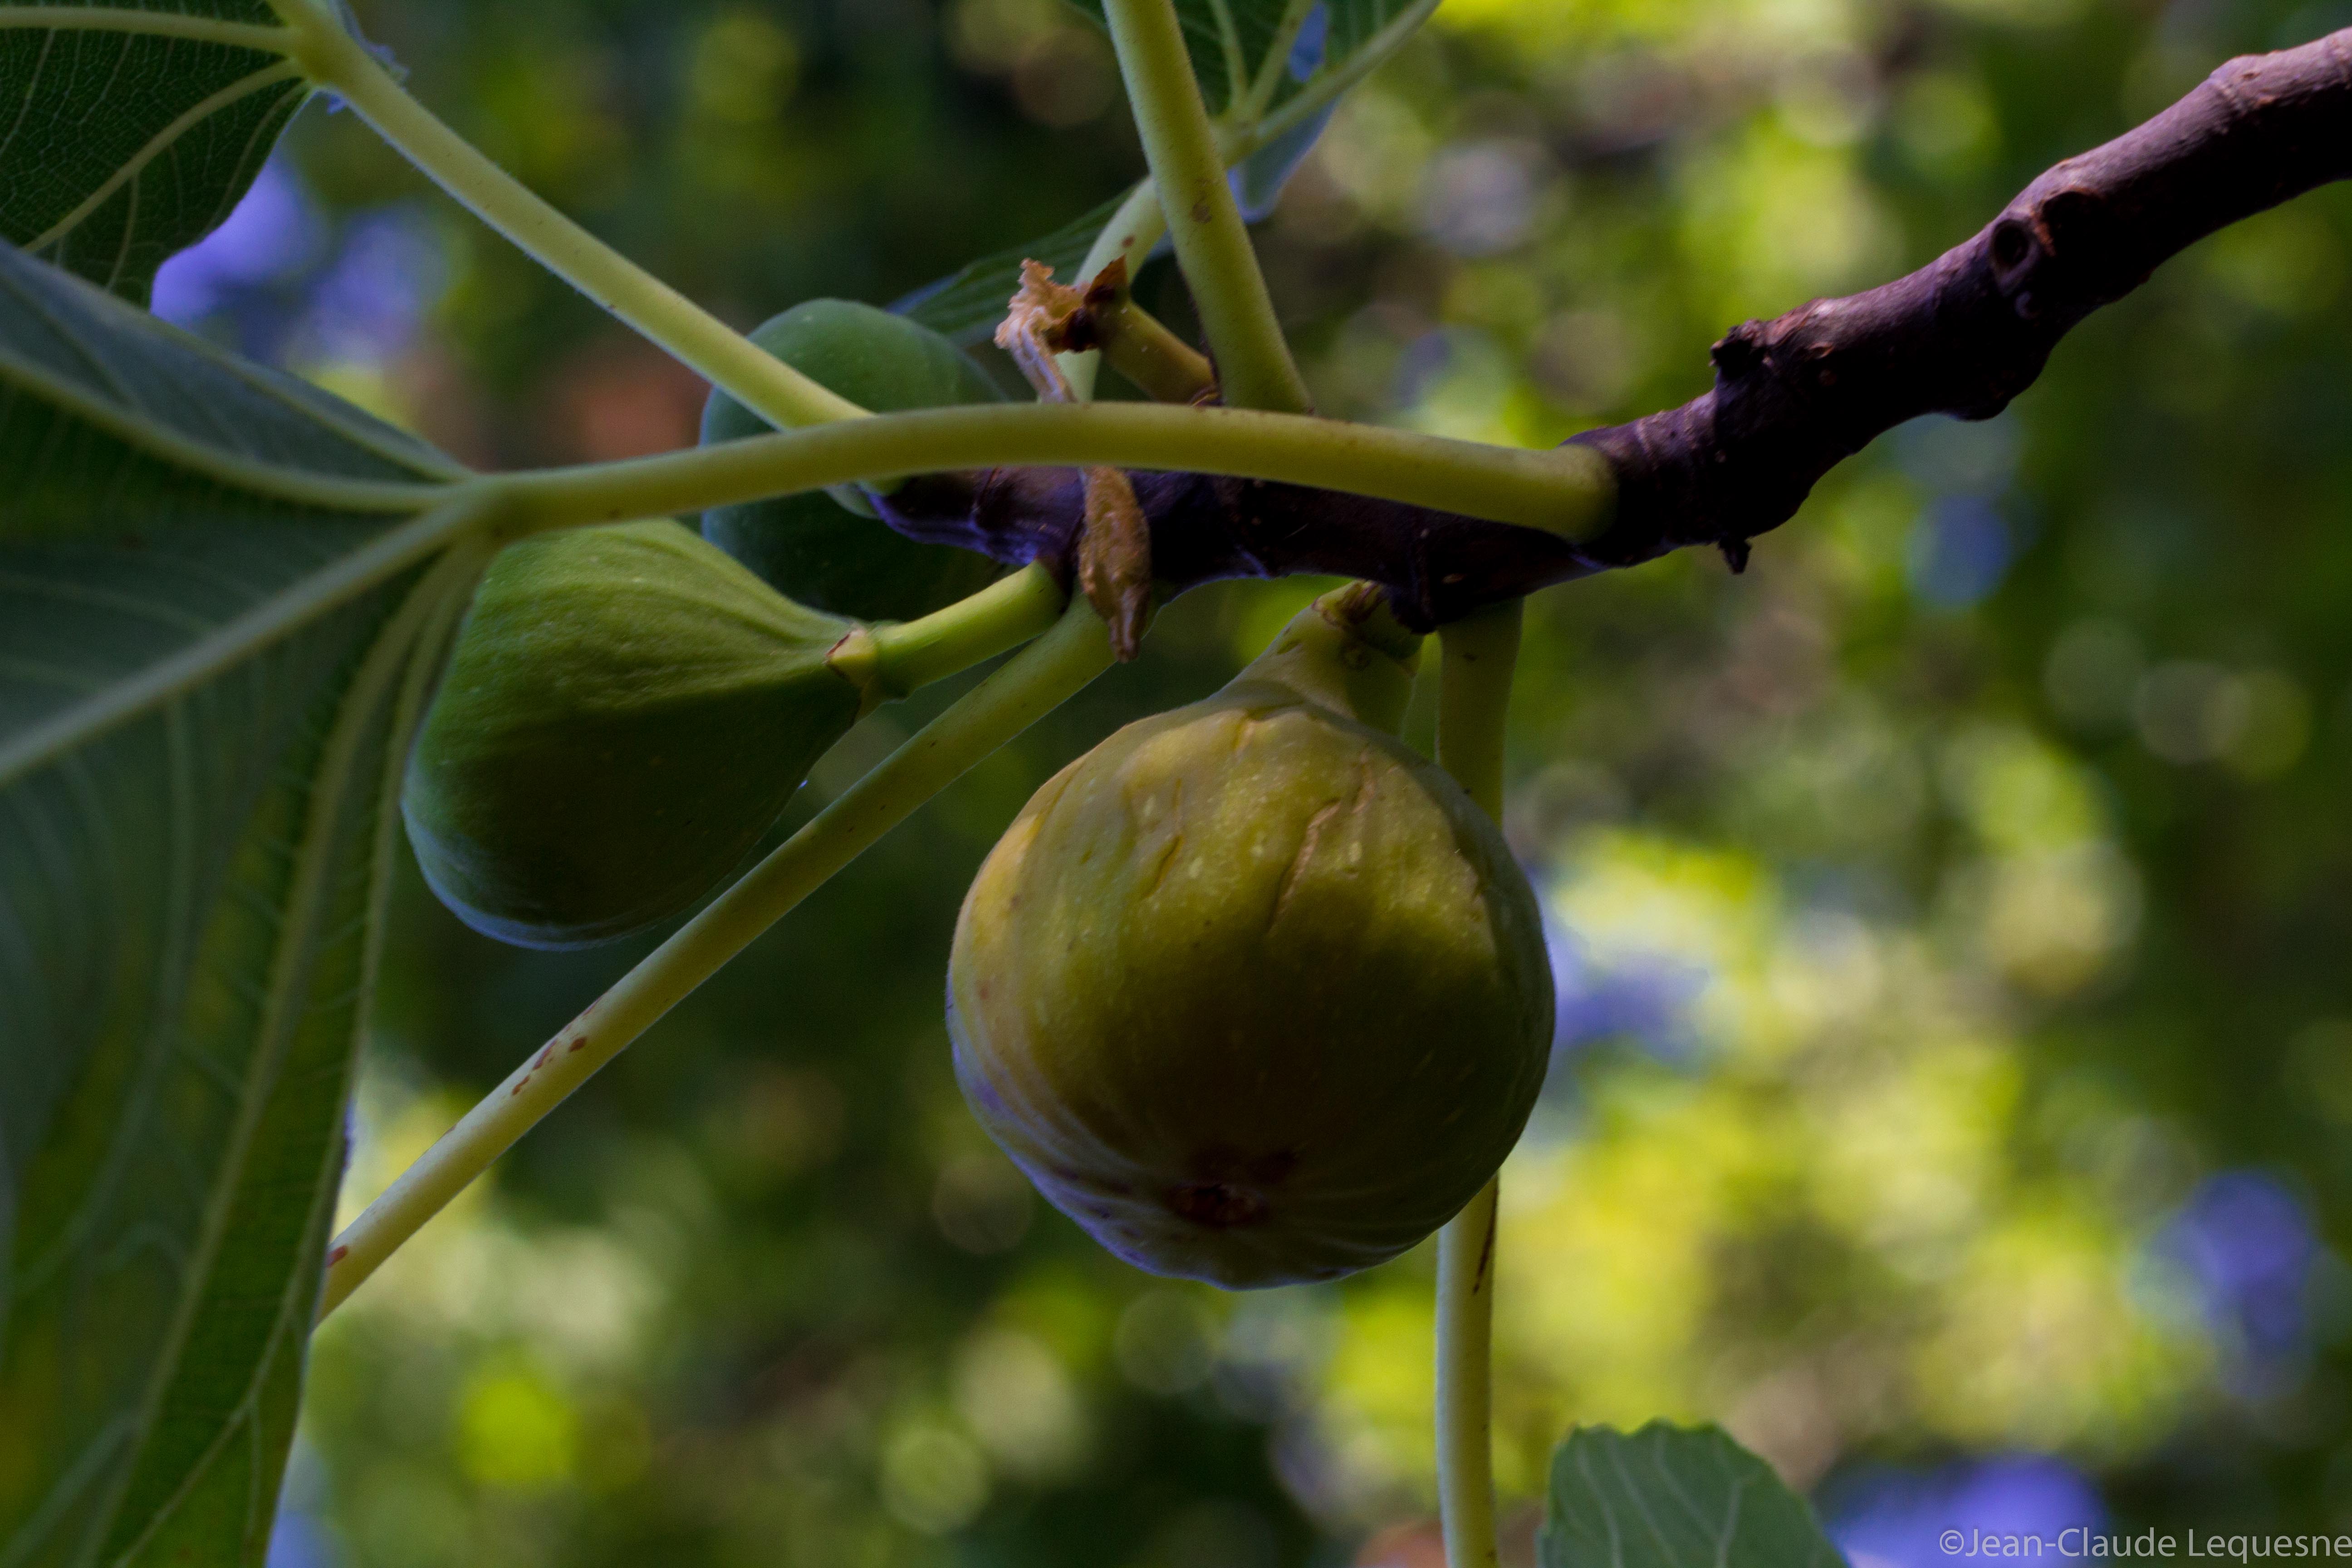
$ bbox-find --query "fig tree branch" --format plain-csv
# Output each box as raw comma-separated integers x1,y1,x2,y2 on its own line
1570,23,2352,576
882,25,2352,628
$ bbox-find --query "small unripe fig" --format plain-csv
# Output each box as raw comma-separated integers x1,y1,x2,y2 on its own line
701,299,1004,623
948,595,1554,1288
403,521,866,949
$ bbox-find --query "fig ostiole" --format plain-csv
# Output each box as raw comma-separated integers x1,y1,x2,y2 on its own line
402,520,876,951
701,299,1004,623
947,588,1555,1289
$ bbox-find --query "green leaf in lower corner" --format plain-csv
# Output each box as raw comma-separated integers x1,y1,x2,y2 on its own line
1542,1423,1847,1568
0,0,313,304
0,244,483,1566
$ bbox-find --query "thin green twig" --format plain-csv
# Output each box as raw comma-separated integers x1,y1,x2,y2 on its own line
266,0,860,432
862,565,1066,697
1432,599,1524,1568
1100,0,1311,414
494,401,1611,539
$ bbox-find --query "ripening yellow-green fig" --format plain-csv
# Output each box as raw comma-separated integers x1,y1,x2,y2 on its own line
948,590,1555,1288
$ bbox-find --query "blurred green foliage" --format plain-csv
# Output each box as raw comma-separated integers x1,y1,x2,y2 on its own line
260,0,2352,1561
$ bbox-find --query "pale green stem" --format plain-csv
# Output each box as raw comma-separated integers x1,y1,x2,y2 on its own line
1100,0,1311,414
1081,175,1172,288
1437,602,1520,816
318,598,1117,1318
1063,0,1430,398
495,401,1611,540
1205,0,1246,103
1432,598,1524,1568
267,0,861,431
1434,1181,1501,1568
1066,0,1433,403
865,565,1066,696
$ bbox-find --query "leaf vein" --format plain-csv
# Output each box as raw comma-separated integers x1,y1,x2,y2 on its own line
25,59,305,253
0,9,296,53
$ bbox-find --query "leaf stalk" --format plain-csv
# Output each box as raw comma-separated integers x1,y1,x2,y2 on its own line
1099,0,1312,414
265,0,861,431
491,401,1609,540
1432,598,1524,1568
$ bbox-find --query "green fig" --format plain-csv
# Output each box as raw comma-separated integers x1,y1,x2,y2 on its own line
403,520,867,950
947,593,1555,1289
701,299,1004,623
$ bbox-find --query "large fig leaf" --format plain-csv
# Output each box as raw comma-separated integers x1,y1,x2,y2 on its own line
1059,0,1293,118
902,0,1438,344
1322,0,1433,83
1057,0,1435,116
0,244,480,1567
0,0,313,304
1541,1423,1847,1568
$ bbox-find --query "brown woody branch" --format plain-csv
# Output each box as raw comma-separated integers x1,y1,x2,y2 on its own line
878,27,2352,630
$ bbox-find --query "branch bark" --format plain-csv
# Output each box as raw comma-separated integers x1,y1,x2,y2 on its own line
878,27,2352,629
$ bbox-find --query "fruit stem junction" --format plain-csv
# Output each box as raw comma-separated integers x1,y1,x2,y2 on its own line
859,564,1069,697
